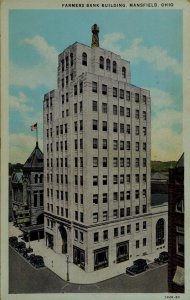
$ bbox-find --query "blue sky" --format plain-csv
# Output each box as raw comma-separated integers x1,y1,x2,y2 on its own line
9,9,183,163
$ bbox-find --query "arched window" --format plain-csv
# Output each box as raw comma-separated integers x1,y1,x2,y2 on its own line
82,52,87,66
70,53,73,66
113,61,117,73
122,66,126,78
156,218,165,246
106,58,110,71
99,56,104,69
34,174,38,184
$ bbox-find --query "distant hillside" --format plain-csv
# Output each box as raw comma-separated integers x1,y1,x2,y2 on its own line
151,161,176,175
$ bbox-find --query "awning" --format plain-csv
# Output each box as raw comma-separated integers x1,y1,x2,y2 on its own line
173,266,184,286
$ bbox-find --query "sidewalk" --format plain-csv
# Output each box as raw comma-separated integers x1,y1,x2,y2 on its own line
9,222,157,284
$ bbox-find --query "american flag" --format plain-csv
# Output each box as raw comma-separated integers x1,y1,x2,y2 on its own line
31,123,37,131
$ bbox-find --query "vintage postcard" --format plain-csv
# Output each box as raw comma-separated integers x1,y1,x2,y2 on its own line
1,0,190,299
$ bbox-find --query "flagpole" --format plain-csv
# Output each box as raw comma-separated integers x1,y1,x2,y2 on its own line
36,124,38,144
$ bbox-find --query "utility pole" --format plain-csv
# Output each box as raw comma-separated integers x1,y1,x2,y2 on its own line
66,254,70,281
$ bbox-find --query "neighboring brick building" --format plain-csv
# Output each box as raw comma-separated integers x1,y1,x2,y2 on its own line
43,24,168,273
168,153,184,292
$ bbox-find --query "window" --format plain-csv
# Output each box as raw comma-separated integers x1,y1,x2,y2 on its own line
120,208,124,217
142,204,147,213
61,59,64,72
113,140,118,150
120,191,124,200
120,158,124,167
135,93,139,102
74,121,77,132
106,58,110,71
80,120,83,131
126,91,130,101
113,61,117,73
120,175,124,184
143,95,147,104
99,56,104,69
143,190,147,199
93,157,98,167
93,194,98,204
93,176,98,186
80,82,83,93
136,223,139,231
120,226,125,235
136,126,139,135
135,206,140,215
92,101,97,111
136,142,139,151
82,52,87,66
126,174,130,183
74,85,78,96
80,101,83,112
143,174,146,182
127,225,131,234
80,176,83,186
113,87,117,97
176,226,184,256
94,232,99,242
135,109,139,119
143,221,147,230
103,193,108,203
102,103,107,113
92,81,97,93
103,175,107,185
143,111,146,120
80,139,83,149
126,108,130,117
61,79,64,88
70,53,73,66
66,76,68,86
113,192,118,201
143,127,147,136
80,212,84,223
113,105,118,115
75,193,78,203
122,66,126,78
135,190,139,199
126,157,130,167
114,228,118,237
75,175,78,185
126,141,130,151
135,174,139,183
75,211,78,221
135,158,140,167
103,157,107,167
74,139,77,150
120,89,124,99
93,213,98,223
103,139,107,149
80,232,84,242
136,240,140,249
102,84,107,95
126,124,130,134
113,209,118,219
74,103,77,113
66,93,69,102
120,123,124,133
156,219,165,246
113,123,118,132
102,121,107,131
65,124,68,133
120,106,124,116
103,230,108,240
113,175,118,184
93,119,98,130
143,143,146,151
80,194,83,205
93,138,98,149
103,211,108,221
143,238,147,247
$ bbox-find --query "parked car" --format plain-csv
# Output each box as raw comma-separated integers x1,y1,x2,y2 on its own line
30,255,45,268
9,236,18,246
14,241,26,252
126,259,149,275
22,247,33,258
29,254,36,263
154,251,169,264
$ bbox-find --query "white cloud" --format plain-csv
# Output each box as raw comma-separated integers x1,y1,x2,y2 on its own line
10,35,58,89
149,88,173,110
10,92,33,112
9,133,43,164
101,33,182,75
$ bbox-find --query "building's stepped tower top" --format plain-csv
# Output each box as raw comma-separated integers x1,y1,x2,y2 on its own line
91,24,99,48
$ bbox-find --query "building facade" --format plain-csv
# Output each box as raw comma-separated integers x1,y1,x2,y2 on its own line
168,154,184,292
43,25,168,272
11,142,44,233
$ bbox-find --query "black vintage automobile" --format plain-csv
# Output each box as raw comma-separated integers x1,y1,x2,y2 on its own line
14,241,26,252
22,247,33,259
9,236,18,247
30,255,45,268
154,251,169,264
126,259,149,275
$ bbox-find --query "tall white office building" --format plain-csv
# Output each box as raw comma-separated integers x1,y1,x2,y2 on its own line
43,25,168,273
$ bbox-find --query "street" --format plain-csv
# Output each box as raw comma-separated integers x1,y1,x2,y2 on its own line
9,246,168,293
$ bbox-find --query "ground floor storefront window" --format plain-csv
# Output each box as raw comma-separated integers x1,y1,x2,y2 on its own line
94,247,109,271
73,246,85,270
116,241,129,263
